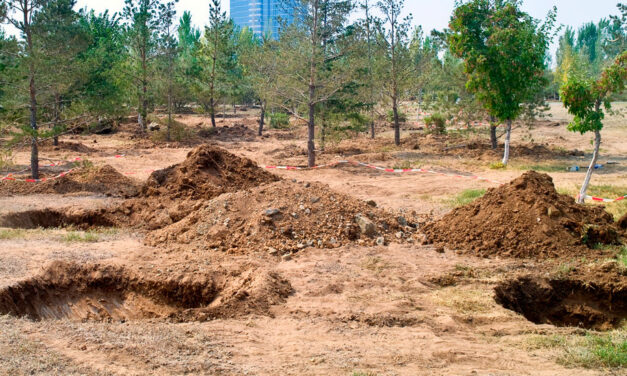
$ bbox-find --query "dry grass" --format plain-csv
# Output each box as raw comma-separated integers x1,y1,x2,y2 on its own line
429,286,493,315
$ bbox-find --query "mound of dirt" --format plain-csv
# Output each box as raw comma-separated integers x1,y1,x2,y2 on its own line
0,165,139,197
146,180,415,253
142,144,278,200
495,263,627,330
424,171,621,258
0,261,292,322
37,140,97,153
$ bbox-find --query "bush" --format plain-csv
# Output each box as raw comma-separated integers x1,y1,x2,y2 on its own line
424,113,447,134
387,110,407,123
269,112,290,129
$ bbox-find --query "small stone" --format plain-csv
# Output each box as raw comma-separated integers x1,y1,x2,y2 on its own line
304,208,311,215
281,253,292,261
395,231,404,239
366,200,377,207
304,182,311,188
267,247,279,255
397,216,408,227
292,179,297,183
291,212,299,219
264,208,281,217
355,214,377,237
297,243,306,249
435,247,445,254
376,237,385,246
317,240,323,247
310,196,320,204
299,204,306,211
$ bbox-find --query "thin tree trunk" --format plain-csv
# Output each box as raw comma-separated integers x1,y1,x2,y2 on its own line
489,116,497,149
578,128,601,204
25,3,39,180
501,119,512,165
167,88,172,142
308,100,315,168
370,119,375,139
393,100,400,146
53,92,60,146
258,103,265,136
210,97,216,128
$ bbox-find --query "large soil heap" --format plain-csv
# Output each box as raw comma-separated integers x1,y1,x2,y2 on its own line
0,165,138,197
424,171,621,258
146,180,409,252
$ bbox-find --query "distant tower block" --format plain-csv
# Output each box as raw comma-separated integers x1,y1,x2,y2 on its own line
230,0,295,38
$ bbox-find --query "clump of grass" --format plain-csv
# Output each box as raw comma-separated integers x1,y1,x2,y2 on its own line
445,188,486,207
0,228,29,240
560,332,627,369
430,287,492,314
62,231,99,243
617,246,627,269
489,161,506,170
392,160,413,170
515,163,568,172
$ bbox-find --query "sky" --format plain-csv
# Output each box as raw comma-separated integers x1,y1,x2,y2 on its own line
3,0,622,59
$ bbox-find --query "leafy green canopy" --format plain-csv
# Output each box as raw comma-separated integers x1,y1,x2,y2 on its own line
561,51,627,134
448,0,555,122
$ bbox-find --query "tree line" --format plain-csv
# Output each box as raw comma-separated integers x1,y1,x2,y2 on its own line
0,0,625,201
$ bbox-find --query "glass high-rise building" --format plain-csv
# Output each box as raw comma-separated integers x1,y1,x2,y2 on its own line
230,0,294,38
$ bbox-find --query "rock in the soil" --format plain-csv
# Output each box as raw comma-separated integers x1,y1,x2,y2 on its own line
376,237,386,246
395,231,404,239
366,200,377,207
355,214,377,237
148,122,160,131
264,208,281,217
281,253,292,261
267,247,279,255
397,216,408,227
310,196,320,204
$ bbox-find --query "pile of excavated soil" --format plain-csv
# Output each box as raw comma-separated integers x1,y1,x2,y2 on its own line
142,144,278,200
146,180,415,253
495,262,627,331
424,171,621,259
0,165,139,197
0,261,292,322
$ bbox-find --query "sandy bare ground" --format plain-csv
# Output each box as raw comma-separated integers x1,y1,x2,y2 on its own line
0,103,625,375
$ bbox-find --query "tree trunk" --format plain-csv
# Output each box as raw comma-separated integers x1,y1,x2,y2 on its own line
578,129,601,204
489,116,497,149
308,101,316,168
210,97,216,128
167,90,172,142
29,74,39,180
53,92,60,147
258,103,265,136
501,119,512,165
393,100,400,146
370,118,375,139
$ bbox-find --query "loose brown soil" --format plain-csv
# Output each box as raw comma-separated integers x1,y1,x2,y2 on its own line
146,179,414,252
424,171,621,259
0,165,139,197
0,261,292,322
495,263,627,331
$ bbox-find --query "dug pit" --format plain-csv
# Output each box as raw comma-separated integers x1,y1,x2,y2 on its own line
495,272,627,331
0,261,292,322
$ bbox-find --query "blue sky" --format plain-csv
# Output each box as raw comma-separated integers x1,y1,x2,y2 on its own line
3,0,621,58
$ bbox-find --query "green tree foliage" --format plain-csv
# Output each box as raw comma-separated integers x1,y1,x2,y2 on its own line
77,10,129,121
196,0,235,128
375,0,414,146
174,11,201,111
122,0,177,131
448,0,555,165
561,51,626,203
155,0,176,140
274,0,355,167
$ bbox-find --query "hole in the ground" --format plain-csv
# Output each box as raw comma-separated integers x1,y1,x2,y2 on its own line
494,275,627,331
0,261,291,322
0,208,115,229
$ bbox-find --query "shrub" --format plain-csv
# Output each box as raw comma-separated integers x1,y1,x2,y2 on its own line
269,112,290,129
424,113,447,134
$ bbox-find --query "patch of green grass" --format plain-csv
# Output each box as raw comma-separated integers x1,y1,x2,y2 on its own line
445,189,486,207
560,332,627,369
617,246,627,269
62,231,99,243
525,331,627,369
515,163,568,172
489,161,506,170
0,228,29,240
